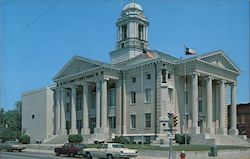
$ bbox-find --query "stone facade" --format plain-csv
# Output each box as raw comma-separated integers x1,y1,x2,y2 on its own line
22,86,55,143
22,2,241,144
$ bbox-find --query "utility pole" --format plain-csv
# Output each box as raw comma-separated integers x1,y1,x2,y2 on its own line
168,112,178,159
168,112,173,159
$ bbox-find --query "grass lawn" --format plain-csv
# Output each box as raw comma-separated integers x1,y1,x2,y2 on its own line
126,144,250,151
86,144,250,151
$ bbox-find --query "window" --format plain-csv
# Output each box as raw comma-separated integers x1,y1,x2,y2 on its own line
132,77,136,83
122,24,127,40
66,103,70,112
146,74,151,79
130,91,136,104
130,115,136,129
241,115,246,124
67,92,70,97
138,24,144,40
66,121,70,129
76,96,82,111
91,92,96,109
168,88,173,102
168,73,172,79
109,89,116,107
77,119,82,129
145,88,151,103
162,69,167,83
185,91,188,104
198,100,202,112
145,113,151,128
109,116,116,129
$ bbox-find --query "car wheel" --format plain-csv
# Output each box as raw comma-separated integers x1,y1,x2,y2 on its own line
56,152,60,156
107,154,114,159
86,152,92,159
19,149,22,152
69,152,75,157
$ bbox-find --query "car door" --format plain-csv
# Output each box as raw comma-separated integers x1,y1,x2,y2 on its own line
99,144,108,158
62,143,69,155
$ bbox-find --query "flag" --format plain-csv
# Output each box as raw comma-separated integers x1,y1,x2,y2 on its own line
143,49,154,58
185,47,197,55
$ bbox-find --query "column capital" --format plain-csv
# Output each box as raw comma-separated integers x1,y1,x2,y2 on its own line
189,72,200,77
70,84,77,89
217,79,226,85
231,82,237,87
83,81,89,86
103,77,109,81
205,75,214,81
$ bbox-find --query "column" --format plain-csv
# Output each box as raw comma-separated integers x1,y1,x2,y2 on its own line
70,85,78,134
81,82,90,135
115,80,122,136
55,89,61,134
122,75,127,135
205,76,214,134
229,82,239,135
95,81,101,128
101,78,108,128
191,72,200,134
60,88,67,135
143,25,146,41
218,80,226,134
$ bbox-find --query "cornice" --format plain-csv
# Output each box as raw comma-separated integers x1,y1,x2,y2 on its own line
54,65,121,83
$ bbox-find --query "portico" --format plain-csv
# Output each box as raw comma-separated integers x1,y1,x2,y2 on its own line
182,71,238,135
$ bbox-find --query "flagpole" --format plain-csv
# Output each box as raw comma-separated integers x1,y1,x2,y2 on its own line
184,46,187,147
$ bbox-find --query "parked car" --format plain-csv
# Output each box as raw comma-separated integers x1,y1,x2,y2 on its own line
0,141,26,152
83,143,138,159
54,143,86,157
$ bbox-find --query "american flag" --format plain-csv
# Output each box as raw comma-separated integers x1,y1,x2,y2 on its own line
185,47,197,55
143,49,154,58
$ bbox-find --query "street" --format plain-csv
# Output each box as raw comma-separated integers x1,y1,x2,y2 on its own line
0,151,82,159
0,150,249,159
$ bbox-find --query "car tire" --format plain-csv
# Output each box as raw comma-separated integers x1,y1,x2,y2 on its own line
107,154,114,159
56,152,60,156
19,149,22,152
69,152,75,157
86,152,92,159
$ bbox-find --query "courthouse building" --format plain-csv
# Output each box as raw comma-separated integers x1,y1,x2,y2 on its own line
22,2,243,144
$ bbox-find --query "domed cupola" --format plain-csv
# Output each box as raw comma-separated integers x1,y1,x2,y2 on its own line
110,2,149,64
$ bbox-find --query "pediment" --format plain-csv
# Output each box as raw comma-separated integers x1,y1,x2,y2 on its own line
53,56,105,81
198,51,240,73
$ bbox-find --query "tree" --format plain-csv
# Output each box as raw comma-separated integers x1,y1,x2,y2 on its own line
0,101,22,141
0,108,5,125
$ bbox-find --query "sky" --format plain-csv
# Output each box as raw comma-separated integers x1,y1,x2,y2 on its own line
0,0,249,110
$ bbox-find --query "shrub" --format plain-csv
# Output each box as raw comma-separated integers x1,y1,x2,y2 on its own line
68,134,83,143
175,134,182,143
19,134,30,144
175,134,191,144
112,136,129,144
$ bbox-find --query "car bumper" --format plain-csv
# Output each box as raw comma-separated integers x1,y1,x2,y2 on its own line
120,153,138,158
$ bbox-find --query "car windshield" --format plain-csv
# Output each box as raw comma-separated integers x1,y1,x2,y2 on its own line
112,144,126,148
74,144,86,149
7,141,19,145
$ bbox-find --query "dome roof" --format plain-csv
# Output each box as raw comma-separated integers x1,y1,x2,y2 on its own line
123,2,143,11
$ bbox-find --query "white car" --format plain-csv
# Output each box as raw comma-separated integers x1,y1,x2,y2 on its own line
83,143,138,159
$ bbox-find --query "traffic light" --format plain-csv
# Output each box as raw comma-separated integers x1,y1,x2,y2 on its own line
173,115,178,127
168,112,174,133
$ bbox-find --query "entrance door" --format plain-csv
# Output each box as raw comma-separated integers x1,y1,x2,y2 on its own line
89,117,96,134
198,119,204,134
